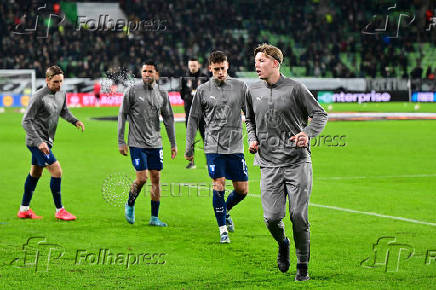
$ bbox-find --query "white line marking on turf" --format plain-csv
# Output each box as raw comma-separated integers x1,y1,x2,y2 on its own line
248,173,436,183
248,194,436,227
309,203,436,227
317,173,436,180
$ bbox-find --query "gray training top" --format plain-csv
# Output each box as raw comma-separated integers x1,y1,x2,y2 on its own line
22,86,78,147
118,82,176,149
245,74,328,167
185,77,247,156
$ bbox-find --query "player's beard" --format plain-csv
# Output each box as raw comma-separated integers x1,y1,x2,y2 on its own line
48,85,61,92
143,78,154,86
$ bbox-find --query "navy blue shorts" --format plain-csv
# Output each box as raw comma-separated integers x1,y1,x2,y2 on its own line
27,146,57,167
206,153,248,181
129,147,163,171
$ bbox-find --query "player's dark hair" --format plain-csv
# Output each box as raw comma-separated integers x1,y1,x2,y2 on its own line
46,65,63,79
254,43,283,64
188,57,198,62
208,51,227,65
142,61,158,72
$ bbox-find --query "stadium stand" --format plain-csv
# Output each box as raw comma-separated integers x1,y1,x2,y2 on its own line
1,0,435,78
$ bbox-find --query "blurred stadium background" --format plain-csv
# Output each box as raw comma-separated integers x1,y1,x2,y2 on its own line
0,1,435,289
1,0,436,98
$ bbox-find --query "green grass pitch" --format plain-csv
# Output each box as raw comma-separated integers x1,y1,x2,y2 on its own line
0,103,435,289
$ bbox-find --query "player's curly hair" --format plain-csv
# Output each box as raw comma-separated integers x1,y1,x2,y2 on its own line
254,43,283,64
208,51,227,65
46,65,64,79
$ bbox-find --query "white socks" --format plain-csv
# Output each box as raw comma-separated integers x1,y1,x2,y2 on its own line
219,225,228,235
20,206,29,212
19,206,64,212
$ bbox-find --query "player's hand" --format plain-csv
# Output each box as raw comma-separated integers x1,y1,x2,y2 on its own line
249,141,259,154
119,144,128,156
75,121,85,132
171,147,177,159
185,154,193,161
38,142,50,155
290,132,309,148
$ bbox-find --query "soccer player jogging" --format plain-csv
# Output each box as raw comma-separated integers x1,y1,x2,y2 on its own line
185,51,248,244
19,65,85,221
118,61,177,227
245,44,327,281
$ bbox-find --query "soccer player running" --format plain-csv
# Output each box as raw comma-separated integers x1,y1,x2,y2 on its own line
245,44,327,281
118,61,177,227
180,58,208,169
185,51,248,243
19,65,85,221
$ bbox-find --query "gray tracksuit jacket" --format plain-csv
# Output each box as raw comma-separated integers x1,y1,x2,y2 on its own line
22,86,78,147
245,75,328,167
185,77,247,156
118,82,176,149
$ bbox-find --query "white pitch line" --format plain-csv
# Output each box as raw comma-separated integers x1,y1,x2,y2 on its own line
309,203,436,227
248,194,436,227
247,173,436,183
317,173,436,180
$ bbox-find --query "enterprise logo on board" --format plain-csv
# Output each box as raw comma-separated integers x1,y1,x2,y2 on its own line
318,90,391,104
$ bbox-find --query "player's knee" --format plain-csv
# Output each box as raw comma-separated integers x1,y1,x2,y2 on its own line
235,184,248,195
137,176,147,185
214,184,225,191
213,181,225,191
30,167,43,178
290,212,309,231
151,182,160,191
49,162,62,177
149,171,160,182
150,176,160,185
264,217,283,227
31,172,42,178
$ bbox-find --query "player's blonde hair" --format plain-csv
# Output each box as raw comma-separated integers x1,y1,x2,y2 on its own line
46,65,64,79
254,43,283,64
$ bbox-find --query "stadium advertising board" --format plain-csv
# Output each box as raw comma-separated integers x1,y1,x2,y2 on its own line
0,92,184,107
65,92,184,107
0,95,30,107
411,92,436,102
317,90,409,104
